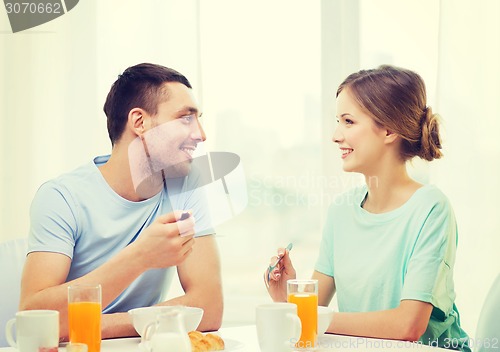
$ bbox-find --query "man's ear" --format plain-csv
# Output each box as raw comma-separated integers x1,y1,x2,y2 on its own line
129,108,146,136
384,130,399,144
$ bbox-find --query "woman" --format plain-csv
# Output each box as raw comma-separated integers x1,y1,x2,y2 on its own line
266,65,470,351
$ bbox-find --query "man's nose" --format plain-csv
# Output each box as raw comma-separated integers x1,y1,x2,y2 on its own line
192,120,207,142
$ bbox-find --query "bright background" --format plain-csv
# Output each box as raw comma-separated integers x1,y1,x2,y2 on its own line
1,0,499,338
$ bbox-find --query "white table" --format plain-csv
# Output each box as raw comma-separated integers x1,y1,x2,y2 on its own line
220,325,450,351
0,325,450,351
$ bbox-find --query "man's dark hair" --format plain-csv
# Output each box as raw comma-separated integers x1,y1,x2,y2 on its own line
103,63,192,145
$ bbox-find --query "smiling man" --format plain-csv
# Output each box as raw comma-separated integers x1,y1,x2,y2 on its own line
19,63,223,339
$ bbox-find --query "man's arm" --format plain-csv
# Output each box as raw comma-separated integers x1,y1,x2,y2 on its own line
19,247,144,339
99,234,223,338
20,211,195,339
163,235,223,331
102,235,223,338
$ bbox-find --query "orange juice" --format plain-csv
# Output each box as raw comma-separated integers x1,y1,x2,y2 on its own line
288,293,318,348
68,302,101,352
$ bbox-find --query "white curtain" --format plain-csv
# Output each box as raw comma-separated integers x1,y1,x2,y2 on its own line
0,0,201,242
434,0,500,336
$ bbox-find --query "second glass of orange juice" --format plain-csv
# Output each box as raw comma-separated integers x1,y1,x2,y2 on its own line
287,279,318,350
68,284,102,352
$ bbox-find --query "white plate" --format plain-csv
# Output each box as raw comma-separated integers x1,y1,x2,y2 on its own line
222,338,245,350
139,338,244,351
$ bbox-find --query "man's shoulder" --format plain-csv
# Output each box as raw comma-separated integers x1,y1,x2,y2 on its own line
38,156,104,195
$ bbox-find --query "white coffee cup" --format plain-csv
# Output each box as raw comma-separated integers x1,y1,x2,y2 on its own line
5,310,59,352
256,303,302,352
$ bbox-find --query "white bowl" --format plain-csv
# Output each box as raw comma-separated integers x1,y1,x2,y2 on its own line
318,306,334,335
128,306,204,337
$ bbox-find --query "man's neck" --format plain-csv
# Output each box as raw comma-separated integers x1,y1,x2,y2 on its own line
99,148,148,202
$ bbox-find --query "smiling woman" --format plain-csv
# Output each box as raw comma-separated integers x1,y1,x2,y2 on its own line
334,66,443,177
266,65,471,351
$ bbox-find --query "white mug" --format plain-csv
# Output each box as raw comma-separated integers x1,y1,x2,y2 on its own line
256,303,302,352
5,310,59,352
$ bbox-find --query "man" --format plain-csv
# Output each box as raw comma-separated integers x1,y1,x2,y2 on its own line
19,63,223,339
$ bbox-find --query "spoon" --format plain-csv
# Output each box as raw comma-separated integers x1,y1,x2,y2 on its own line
265,242,293,287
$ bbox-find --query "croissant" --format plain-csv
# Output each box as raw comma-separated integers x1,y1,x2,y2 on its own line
188,331,225,351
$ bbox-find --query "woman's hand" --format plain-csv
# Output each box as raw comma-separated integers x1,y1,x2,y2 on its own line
264,246,296,302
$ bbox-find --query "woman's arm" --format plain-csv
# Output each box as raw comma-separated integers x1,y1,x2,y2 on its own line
311,272,432,341
328,299,433,341
312,271,335,306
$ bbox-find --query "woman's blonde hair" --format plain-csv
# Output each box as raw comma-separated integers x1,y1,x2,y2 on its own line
337,65,442,161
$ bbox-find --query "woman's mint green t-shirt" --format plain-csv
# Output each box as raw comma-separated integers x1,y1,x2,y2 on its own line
315,185,470,350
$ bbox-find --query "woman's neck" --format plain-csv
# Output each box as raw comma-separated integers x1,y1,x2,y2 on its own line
362,163,422,214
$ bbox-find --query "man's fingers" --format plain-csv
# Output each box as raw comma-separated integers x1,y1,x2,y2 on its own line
177,216,195,237
156,210,193,224
155,211,178,224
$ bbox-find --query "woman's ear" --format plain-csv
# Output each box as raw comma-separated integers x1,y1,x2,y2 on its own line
384,130,399,144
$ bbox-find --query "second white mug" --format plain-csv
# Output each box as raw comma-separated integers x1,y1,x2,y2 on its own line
5,310,59,352
256,302,302,352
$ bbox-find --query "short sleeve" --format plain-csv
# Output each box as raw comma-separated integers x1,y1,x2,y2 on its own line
401,197,457,316
314,205,335,277
28,181,78,258
180,170,216,237
185,186,215,237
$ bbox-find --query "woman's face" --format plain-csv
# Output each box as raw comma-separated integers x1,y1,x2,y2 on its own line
332,88,390,175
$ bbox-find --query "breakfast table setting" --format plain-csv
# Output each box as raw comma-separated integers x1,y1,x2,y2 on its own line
2,281,451,352
1,324,452,352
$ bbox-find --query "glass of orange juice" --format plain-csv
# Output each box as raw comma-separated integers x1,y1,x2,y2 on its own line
287,279,318,350
68,284,102,352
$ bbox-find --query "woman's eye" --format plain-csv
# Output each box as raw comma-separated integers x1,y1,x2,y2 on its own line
345,119,354,125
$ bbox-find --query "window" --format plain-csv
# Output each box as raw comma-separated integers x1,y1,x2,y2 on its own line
199,0,322,324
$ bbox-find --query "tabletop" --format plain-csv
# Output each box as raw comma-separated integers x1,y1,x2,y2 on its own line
0,325,450,351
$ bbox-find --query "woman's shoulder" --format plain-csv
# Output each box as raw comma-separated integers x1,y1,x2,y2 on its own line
414,184,451,206
406,184,456,220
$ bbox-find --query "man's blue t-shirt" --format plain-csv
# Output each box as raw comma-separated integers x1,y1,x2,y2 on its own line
28,155,214,313
315,184,470,350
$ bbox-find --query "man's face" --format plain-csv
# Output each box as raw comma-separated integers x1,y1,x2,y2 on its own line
142,82,206,178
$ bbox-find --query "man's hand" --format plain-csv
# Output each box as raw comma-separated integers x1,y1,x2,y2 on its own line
132,210,196,270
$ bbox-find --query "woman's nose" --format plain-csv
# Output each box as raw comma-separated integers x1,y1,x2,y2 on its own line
332,125,343,143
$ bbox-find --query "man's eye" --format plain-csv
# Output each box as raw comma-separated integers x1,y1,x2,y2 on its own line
181,115,194,124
